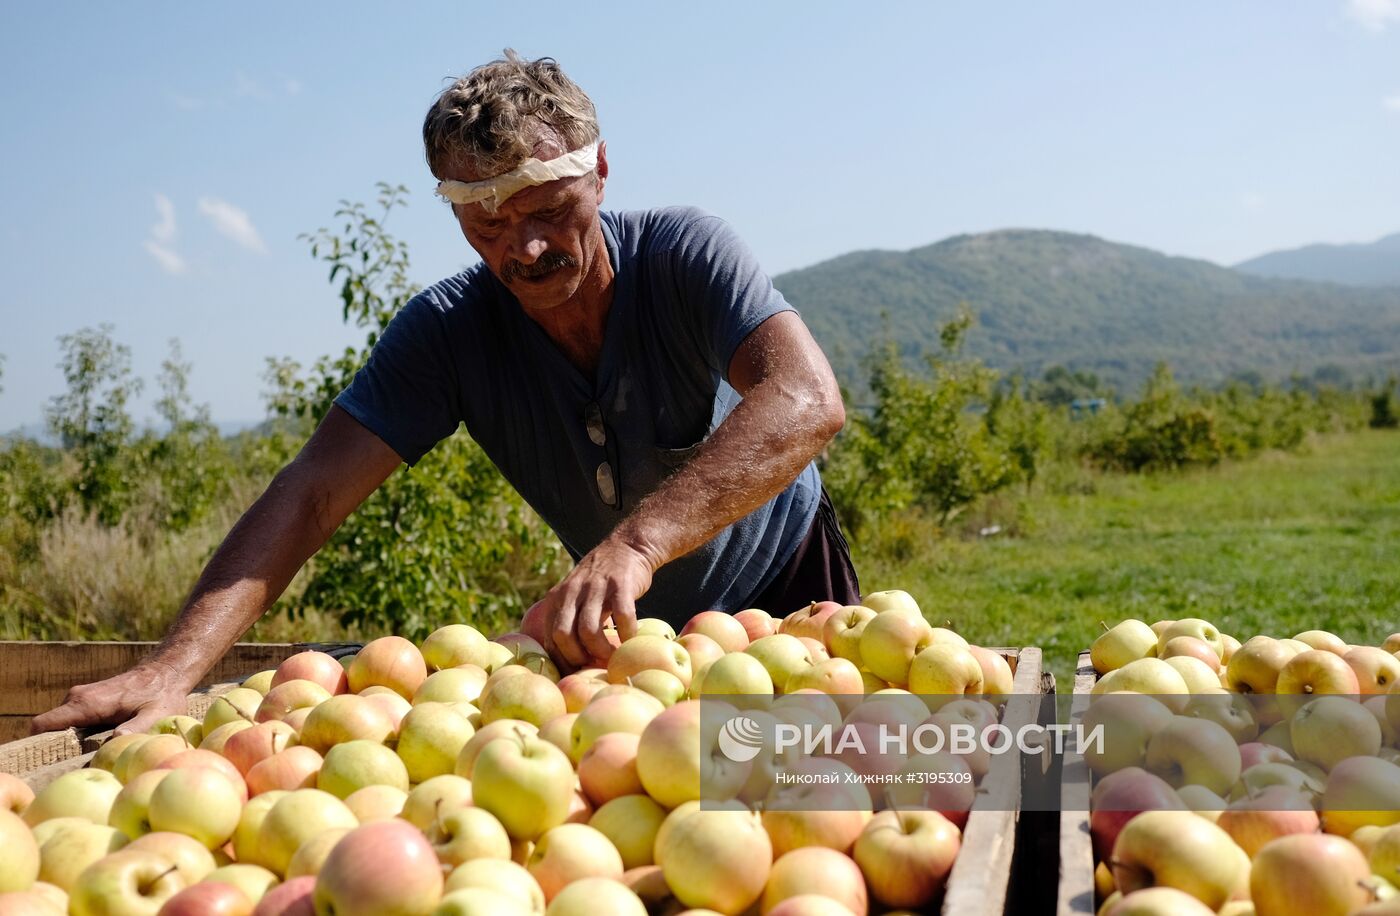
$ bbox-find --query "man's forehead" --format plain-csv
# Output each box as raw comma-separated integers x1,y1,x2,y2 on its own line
460,177,577,222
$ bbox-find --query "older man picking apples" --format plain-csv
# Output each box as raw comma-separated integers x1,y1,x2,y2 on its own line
33,51,859,734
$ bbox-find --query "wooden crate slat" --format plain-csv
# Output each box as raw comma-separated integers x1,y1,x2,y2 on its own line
1056,651,1099,916
0,728,83,776
942,647,1048,916
0,716,35,746
0,641,360,716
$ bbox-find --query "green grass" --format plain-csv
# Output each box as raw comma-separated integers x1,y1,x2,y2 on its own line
851,429,1400,688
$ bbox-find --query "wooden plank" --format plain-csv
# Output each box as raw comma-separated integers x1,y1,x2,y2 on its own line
0,677,246,760
0,641,360,716
942,647,1049,916
0,716,35,746
1004,668,1061,916
1056,652,1098,916
0,727,82,776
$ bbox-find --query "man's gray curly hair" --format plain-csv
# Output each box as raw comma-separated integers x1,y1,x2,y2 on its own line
423,50,600,180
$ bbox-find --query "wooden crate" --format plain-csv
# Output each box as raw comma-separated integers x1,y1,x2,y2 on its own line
0,641,359,790
942,646,1058,916
2,642,1059,915
0,640,360,745
1055,651,1098,916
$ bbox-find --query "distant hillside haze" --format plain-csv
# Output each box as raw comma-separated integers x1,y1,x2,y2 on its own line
1234,232,1400,287
773,229,1400,395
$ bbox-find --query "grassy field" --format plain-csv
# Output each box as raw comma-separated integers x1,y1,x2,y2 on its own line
852,429,1400,688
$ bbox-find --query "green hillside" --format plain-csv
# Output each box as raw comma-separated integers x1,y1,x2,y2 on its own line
1236,231,1400,287
774,229,1400,394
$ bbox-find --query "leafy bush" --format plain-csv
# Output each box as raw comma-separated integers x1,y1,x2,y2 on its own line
1085,364,1224,472
1370,379,1399,429
824,312,1019,534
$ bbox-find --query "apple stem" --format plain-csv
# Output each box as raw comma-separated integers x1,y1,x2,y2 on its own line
1099,621,1109,632
142,864,180,893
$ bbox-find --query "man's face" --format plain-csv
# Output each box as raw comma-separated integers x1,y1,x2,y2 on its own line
448,138,608,311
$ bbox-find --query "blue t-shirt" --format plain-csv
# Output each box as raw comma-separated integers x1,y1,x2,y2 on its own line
335,206,821,625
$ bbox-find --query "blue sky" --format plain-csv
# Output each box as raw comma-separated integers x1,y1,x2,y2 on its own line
1,1,1398,430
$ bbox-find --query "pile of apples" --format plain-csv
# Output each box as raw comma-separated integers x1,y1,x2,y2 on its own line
0,589,1017,916
1086,618,1400,916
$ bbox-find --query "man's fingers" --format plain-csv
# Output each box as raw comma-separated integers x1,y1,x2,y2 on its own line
577,585,611,662
29,702,88,736
29,684,110,735
611,590,639,645
551,586,589,669
114,703,176,738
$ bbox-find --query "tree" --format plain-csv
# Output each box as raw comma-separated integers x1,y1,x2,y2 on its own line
824,310,1015,534
137,339,231,531
44,325,143,524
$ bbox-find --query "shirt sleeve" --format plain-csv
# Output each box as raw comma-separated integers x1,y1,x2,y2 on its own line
673,213,797,381
333,291,462,466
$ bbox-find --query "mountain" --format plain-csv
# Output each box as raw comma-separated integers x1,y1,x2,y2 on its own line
1234,233,1400,287
772,229,1400,395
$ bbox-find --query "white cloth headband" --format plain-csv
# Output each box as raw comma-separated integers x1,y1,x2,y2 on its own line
434,142,599,213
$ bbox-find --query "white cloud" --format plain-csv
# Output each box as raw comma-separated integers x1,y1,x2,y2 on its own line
1385,94,1400,112
168,92,204,111
234,71,268,100
1346,0,1400,30
143,240,186,275
151,193,177,243
143,194,185,274
198,197,268,253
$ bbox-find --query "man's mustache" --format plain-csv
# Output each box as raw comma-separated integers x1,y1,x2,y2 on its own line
503,251,577,283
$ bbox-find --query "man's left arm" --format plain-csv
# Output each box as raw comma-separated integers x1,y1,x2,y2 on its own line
526,310,844,667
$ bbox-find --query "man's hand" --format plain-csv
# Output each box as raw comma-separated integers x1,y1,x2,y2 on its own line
29,662,195,737
522,538,653,670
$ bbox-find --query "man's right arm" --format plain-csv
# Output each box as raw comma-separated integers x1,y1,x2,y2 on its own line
30,406,403,736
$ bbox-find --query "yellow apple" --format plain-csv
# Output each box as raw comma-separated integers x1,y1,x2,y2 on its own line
443,858,544,913
1226,636,1297,695
588,795,666,870
1091,659,1190,713
1250,833,1373,916
852,809,959,909
657,807,771,915
1092,620,1160,674
762,846,867,916
1347,647,1400,696
0,809,40,892
860,590,922,617
347,635,428,699
472,730,574,842
1291,696,1382,771
23,769,122,827
858,612,933,687
68,849,189,916
1294,630,1349,656
256,789,358,876
548,877,646,916
420,625,489,671
525,823,623,903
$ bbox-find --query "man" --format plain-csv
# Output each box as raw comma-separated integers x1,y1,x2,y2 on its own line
33,51,858,736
